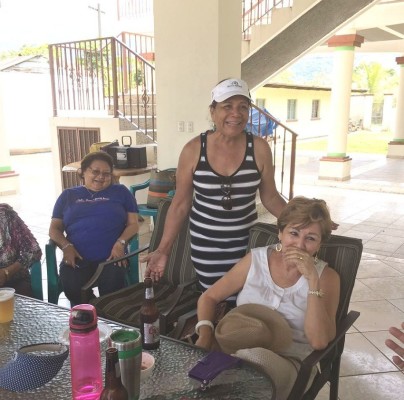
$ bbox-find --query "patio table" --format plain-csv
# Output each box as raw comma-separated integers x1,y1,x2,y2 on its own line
0,295,275,399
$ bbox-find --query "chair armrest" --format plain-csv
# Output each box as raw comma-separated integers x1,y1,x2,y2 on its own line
167,308,198,340
159,277,199,317
129,179,151,195
287,310,360,400
80,244,150,303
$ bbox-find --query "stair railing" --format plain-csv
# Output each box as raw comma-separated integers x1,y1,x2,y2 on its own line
249,104,297,200
48,36,157,142
242,0,294,40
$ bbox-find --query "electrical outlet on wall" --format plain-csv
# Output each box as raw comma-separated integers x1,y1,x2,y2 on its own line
177,121,185,132
186,121,194,133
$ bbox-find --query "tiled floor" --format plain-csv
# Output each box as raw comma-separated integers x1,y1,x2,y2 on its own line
2,150,404,399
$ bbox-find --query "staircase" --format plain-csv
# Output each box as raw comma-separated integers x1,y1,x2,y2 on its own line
241,0,379,89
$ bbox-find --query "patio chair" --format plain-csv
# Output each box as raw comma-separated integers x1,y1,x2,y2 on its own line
245,222,363,400
45,235,140,305
30,260,43,300
85,197,200,336
129,168,176,226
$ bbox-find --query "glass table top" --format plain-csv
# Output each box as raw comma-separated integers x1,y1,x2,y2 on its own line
0,295,275,399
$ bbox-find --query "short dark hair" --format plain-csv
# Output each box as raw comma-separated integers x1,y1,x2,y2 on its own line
277,196,332,241
80,151,114,172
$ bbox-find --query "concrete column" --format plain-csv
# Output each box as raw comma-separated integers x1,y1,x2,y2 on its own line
387,56,404,158
319,34,364,181
0,75,19,195
153,0,242,169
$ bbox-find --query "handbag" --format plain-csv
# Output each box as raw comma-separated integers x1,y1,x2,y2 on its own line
146,168,176,209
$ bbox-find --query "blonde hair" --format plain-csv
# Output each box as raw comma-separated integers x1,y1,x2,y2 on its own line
277,196,332,241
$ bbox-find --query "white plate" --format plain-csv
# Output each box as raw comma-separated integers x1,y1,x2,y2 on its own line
58,321,113,345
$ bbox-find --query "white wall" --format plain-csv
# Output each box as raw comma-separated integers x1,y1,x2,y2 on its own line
253,86,332,139
0,71,52,151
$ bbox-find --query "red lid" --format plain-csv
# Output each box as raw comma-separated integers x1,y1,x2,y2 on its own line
69,304,98,333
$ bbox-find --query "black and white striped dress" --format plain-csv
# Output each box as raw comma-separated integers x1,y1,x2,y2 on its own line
190,131,261,299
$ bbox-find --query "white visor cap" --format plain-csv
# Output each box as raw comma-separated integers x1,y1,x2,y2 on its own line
211,79,251,103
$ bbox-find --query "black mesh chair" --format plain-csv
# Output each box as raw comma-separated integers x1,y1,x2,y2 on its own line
246,222,363,400
84,197,200,336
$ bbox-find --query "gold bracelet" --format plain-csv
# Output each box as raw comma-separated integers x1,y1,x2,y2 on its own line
308,289,324,298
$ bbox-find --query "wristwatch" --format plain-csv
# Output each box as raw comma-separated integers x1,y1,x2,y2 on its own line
117,239,126,246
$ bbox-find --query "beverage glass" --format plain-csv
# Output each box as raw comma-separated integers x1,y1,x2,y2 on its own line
109,329,142,400
0,287,15,323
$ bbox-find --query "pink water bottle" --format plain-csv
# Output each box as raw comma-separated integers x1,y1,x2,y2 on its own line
69,304,103,400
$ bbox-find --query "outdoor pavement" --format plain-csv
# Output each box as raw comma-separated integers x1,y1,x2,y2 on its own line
2,150,404,400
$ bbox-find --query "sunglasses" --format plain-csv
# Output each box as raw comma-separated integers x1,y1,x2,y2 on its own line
87,166,112,178
221,181,232,210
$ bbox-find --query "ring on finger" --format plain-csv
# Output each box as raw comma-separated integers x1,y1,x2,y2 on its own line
298,256,303,260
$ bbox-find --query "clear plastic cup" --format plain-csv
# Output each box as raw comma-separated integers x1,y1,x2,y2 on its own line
0,287,16,323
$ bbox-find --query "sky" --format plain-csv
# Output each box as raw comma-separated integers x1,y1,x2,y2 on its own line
0,0,118,52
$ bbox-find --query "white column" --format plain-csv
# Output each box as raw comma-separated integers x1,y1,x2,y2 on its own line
153,0,242,169
387,56,404,158
319,34,364,181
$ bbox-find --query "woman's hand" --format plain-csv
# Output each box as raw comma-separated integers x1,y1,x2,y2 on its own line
62,245,82,268
385,322,404,369
142,250,169,282
283,247,319,281
195,332,214,351
107,242,128,267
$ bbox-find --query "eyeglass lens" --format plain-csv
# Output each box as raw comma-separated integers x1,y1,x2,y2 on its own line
88,167,112,178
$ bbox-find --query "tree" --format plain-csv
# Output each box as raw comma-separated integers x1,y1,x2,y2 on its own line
0,44,48,60
353,61,398,99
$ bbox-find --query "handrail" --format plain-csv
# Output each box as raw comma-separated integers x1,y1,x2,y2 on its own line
48,36,157,143
242,0,293,40
249,104,297,200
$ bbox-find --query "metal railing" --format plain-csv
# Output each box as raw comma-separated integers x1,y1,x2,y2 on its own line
117,32,155,61
242,0,293,39
249,104,297,200
48,36,157,142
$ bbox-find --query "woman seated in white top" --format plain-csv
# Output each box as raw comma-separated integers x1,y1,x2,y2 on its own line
195,196,340,399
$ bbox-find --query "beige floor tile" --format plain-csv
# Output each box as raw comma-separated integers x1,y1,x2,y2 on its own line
359,276,404,300
364,240,402,253
338,372,404,400
340,333,397,376
350,300,404,332
356,259,402,279
350,280,384,302
388,298,404,312
363,330,403,371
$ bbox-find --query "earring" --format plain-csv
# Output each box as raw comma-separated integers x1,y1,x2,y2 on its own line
275,242,282,252
314,253,318,264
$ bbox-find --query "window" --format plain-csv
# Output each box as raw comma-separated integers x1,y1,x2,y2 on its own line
287,99,297,120
311,99,320,119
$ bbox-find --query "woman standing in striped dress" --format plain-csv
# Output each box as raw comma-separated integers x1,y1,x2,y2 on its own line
145,78,287,300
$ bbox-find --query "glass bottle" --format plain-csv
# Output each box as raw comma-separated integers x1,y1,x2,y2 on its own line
140,277,160,350
100,347,129,400
69,304,103,400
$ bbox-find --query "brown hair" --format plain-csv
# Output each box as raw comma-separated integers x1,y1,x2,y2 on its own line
277,196,332,241
79,151,113,178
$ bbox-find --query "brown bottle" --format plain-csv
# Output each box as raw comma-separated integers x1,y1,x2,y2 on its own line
100,348,128,400
140,277,160,350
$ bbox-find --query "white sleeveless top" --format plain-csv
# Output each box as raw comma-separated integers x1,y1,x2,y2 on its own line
236,245,327,360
